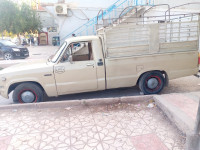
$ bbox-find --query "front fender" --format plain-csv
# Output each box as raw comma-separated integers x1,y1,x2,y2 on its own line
5,76,58,98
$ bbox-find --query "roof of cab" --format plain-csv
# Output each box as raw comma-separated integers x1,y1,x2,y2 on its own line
64,35,100,43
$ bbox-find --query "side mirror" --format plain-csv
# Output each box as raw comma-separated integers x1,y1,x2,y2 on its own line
68,55,73,64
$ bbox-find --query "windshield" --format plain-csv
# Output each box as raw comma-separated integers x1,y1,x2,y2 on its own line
51,42,67,63
0,40,16,47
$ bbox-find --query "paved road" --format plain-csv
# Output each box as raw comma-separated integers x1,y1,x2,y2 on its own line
0,46,200,105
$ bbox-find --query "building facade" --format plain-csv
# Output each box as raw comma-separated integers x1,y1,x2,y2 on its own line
39,0,200,45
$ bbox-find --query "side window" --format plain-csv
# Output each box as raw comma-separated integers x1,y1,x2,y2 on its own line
72,41,93,61
61,41,93,63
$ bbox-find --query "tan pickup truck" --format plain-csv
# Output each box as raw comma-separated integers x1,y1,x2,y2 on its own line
0,13,199,103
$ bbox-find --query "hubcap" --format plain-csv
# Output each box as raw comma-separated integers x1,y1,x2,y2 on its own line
147,78,159,89
4,53,12,60
21,91,35,103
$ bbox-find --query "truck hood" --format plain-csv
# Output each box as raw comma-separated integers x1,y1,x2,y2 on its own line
0,59,50,75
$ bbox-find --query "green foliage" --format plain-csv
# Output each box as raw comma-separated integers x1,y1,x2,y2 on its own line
0,0,18,33
0,0,42,36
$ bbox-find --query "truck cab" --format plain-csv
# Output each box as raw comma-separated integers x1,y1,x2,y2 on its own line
0,36,106,103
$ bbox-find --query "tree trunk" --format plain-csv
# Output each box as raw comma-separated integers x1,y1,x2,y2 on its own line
17,34,21,45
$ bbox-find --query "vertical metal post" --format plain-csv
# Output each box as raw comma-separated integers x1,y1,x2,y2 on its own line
178,18,181,42
170,22,172,42
194,99,200,134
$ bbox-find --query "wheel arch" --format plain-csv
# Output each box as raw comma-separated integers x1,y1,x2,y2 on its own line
8,81,45,95
136,70,169,86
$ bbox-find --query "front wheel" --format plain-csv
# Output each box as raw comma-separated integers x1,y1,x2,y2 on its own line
4,52,13,60
139,71,165,95
13,83,44,103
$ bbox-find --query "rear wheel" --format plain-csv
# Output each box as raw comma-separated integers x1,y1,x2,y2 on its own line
139,71,165,95
13,83,43,103
4,52,13,60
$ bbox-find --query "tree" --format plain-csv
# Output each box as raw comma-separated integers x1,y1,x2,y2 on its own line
0,0,42,43
0,0,18,34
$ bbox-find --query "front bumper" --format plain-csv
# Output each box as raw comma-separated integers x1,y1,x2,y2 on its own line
13,52,29,58
0,90,7,98
0,85,8,99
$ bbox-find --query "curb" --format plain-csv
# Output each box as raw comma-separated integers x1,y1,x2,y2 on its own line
154,94,195,134
0,95,153,110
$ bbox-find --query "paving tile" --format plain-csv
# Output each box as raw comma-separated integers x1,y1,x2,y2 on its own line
14,120,45,135
101,137,136,150
69,113,95,128
131,133,169,150
0,136,12,150
70,125,100,146
0,102,186,150
39,130,70,150
69,142,103,150
7,133,41,150
0,121,18,136
42,116,70,132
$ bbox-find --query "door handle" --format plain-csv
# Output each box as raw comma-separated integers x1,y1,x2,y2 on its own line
86,63,94,67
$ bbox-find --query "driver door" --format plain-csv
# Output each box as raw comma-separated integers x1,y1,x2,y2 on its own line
54,41,98,95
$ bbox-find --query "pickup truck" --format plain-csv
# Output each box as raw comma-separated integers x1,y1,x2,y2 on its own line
0,13,199,103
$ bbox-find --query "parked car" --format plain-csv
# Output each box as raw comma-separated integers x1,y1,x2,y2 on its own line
0,40,29,60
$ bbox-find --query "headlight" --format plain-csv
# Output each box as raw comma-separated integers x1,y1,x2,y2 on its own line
12,48,20,52
1,77,6,81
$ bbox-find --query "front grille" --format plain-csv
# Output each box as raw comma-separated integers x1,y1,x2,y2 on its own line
20,48,28,52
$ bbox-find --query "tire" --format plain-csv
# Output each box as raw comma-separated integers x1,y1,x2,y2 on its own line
4,52,13,60
13,83,43,103
139,71,165,95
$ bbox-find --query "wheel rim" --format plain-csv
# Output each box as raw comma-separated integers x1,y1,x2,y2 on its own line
147,78,159,89
4,53,12,60
20,91,36,103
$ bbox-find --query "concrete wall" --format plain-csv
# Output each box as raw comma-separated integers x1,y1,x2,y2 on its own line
42,0,200,44
42,0,117,44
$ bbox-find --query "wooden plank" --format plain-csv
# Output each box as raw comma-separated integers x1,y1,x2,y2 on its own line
160,41,198,52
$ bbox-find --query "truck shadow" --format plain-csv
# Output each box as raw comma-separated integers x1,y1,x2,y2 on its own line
44,86,141,102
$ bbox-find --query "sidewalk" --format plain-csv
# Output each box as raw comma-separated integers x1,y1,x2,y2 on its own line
0,97,185,150
154,92,200,134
